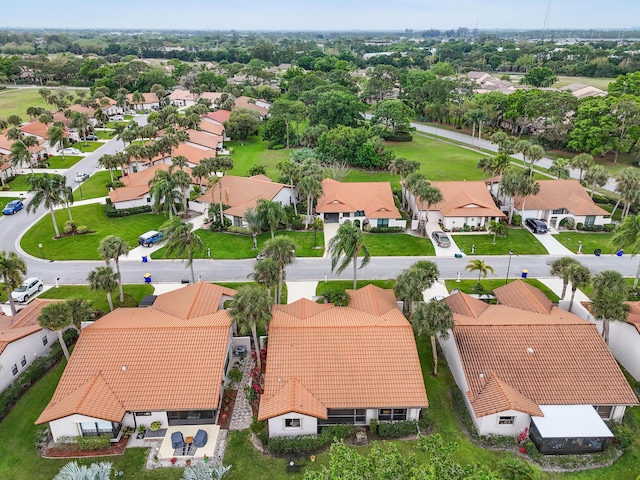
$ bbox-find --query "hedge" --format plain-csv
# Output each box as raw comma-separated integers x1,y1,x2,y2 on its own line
268,424,355,455
227,226,251,235
104,204,152,218
384,133,413,142
576,223,615,232
378,420,419,438
76,435,111,450
369,226,405,233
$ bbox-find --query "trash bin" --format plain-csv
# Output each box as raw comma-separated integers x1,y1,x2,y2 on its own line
521,269,528,279
594,248,602,256
454,253,463,258
617,249,624,257
144,273,152,283
141,256,148,263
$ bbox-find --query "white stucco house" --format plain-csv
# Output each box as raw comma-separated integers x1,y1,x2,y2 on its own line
440,281,637,454
258,285,428,437
126,92,160,111
168,89,198,108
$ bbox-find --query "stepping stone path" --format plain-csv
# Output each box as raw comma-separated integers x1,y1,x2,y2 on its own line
229,356,255,430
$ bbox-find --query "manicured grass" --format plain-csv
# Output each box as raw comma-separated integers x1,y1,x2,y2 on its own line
153,230,325,260
20,203,167,260
0,197,20,211
552,232,616,255
226,137,291,179
76,141,104,153
95,129,116,139
40,284,154,313
0,88,61,121
444,278,561,303
44,155,83,169
6,173,43,191
74,171,111,200
363,232,436,256
105,121,131,129
315,279,396,297
452,228,549,255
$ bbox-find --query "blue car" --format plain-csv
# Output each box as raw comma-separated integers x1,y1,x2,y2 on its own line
2,200,23,215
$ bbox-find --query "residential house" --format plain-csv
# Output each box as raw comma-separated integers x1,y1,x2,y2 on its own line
561,83,606,99
168,89,198,108
0,299,61,393
198,92,224,104
194,174,295,221
0,131,47,166
258,285,428,437
467,71,517,95
440,281,638,454
404,180,505,231
315,179,406,229
234,96,270,118
128,142,216,174
36,283,236,445
492,179,611,228
126,92,160,111
185,129,224,153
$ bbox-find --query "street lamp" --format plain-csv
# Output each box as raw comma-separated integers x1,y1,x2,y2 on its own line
505,249,514,284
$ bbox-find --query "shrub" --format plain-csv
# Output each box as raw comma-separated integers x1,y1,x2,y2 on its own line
511,214,522,226
269,144,285,150
228,368,243,386
76,435,111,451
103,204,152,218
268,423,354,455
604,223,615,232
369,226,405,233
384,132,413,142
63,224,74,234
227,226,251,235
76,225,88,234
291,217,303,230
377,420,418,438
149,421,162,431
106,180,124,189
576,222,584,230
418,409,433,433
369,418,378,434
250,416,266,436
610,422,634,449
113,293,138,308
321,424,354,439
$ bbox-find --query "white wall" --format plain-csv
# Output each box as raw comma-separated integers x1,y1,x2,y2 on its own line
0,329,56,392
272,187,295,207
586,315,640,382
475,409,531,436
129,411,168,429
268,413,318,437
49,414,118,442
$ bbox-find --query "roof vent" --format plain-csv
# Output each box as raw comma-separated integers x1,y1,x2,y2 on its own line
121,366,127,372
478,373,484,378
527,347,534,354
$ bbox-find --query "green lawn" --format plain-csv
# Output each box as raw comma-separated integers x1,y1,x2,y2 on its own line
153,230,325,260
552,232,616,255
315,279,396,297
95,129,116,139
40,284,154,313
226,137,291,179
45,155,84,169
6,173,43,191
76,141,104,153
452,228,549,255
74,171,111,200
444,278,561,303
363,232,436,256
0,88,80,121
105,121,131,129
20,203,167,260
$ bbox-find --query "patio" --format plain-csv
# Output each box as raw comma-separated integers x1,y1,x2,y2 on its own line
157,425,220,460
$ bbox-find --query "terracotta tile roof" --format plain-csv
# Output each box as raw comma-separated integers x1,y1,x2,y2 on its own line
0,133,45,154
494,280,553,314
68,104,96,117
427,181,505,218
52,111,72,127
513,180,609,216
199,120,225,136
316,179,401,219
443,292,489,318
186,129,222,150
205,110,231,124
108,163,198,203
258,377,328,420
234,96,269,117
0,299,63,354
152,282,236,319
152,142,216,166
126,92,159,105
346,284,399,315
168,89,197,102
468,372,544,418
259,288,428,421
20,121,49,139
36,283,234,425
199,92,224,102
273,299,334,319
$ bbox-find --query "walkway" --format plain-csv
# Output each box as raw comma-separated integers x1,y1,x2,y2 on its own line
228,355,255,431
322,223,339,258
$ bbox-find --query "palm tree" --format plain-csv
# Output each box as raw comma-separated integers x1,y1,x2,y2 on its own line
250,257,280,303
394,260,440,316
569,153,594,182
47,125,65,158
70,112,91,145
584,164,609,198
298,174,323,229
549,257,579,299
98,235,129,302
55,175,74,221
328,220,371,289
98,154,121,184
565,262,591,312
549,157,571,180
0,250,27,315
465,259,494,283
228,285,273,371
591,270,630,344
149,167,183,219
277,158,302,215
417,184,443,227
612,167,640,218
310,217,324,249
26,173,65,238
256,199,286,239
172,168,192,214
209,156,234,218
411,300,454,376
488,220,506,244
244,207,263,250
9,140,33,173
466,108,489,141
262,236,297,304
612,214,640,288
66,298,94,330
87,266,119,312
161,217,204,283
38,303,73,360
53,461,113,480
526,144,545,177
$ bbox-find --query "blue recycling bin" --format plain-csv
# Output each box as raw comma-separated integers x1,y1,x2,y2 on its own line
521,269,528,279
141,256,148,263
144,273,152,283
617,250,624,257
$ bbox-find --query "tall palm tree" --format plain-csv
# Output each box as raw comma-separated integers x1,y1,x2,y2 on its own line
569,153,594,182
47,125,65,158
228,285,273,372
55,175,74,221
591,270,630,344
87,266,119,312
549,257,579,299
465,259,494,283
210,156,234,218
328,220,371,289
612,214,640,288
526,144,545,177
416,184,442,227
565,262,591,312
394,260,440,316
612,167,640,218
70,112,91,145
298,174,323,229
172,168,192,214
244,207,263,250
262,236,297,304
161,217,204,283
98,154,121,184
549,157,571,180
9,140,33,173
66,298,94,331
38,303,72,360
411,300,454,376
98,235,129,302
26,173,65,238
277,158,302,215
488,220,506,244
584,164,609,198
256,199,286,240
0,250,27,315
250,257,280,303
148,167,183,219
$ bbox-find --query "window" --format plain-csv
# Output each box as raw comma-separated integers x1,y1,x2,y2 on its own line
79,421,122,438
284,418,301,428
319,409,366,425
20,356,26,367
233,216,243,227
11,364,18,376
354,210,365,217
42,335,48,346
594,406,613,420
146,197,151,203
498,416,515,425
135,412,152,417
378,409,407,421
585,215,596,227
377,218,389,228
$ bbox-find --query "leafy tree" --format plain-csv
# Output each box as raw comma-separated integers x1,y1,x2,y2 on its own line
465,259,494,282
229,285,272,371
26,173,65,237
38,302,72,360
412,300,454,376
523,67,557,87
371,99,413,136
612,214,640,287
394,260,440,315
565,262,591,313
269,98,307,148
256,199,286,240
488,220,506,244
591,270,630,345
161,217,204,284
328,220,371,289
549,257,579,299
0,250,27,316
87,265,119,312
262,236,297,304
98,235,129,302
224,107,261,141
308,90,365,129
363,65,399,102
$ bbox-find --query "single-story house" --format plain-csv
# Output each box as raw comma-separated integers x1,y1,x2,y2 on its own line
234,96,270,118
185,129,224,152
99,97,124,116
198,92,224,104
168,89,198,108
316,179,406,229
204,110,231,125
404,180,505,231
561,83,606,99
0,299,61,393
199,117,226,139
491,179,611,228
36,282,236,443
0,132,47,166
126,92,160,111
194,174,295,221
440,280,638,454
128,142,216,173
258,285,428,437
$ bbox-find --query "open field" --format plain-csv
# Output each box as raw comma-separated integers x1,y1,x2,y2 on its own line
74,171,111,200
507,75,615,90
45,155,83,169
6,173,43,191
0,88,56,121
226,137,291,179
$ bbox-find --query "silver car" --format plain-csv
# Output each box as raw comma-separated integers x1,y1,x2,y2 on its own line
431,231,451,248
11,277,43,303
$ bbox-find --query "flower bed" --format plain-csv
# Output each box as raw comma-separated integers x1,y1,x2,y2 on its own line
218,389,238,429
44,436,128,458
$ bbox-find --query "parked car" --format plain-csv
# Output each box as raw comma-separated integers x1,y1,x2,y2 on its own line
109,115,124,121
138,230,164,247
11,277,43,303
61,147,82,155
75,172,89,182
431,231,451,248
84,134,98,141
525,218,548,234
2,200,23,215
256,251,267,260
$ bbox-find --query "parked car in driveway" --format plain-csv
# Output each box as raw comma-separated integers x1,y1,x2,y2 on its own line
11,277,43,303
109,115,124,121
431,230,451,248
525,218,548,234
61,147,82,155
75,173,89,182
84,134,98,141
2,200,23,215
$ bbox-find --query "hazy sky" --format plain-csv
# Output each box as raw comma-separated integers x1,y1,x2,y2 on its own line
2,0,639,31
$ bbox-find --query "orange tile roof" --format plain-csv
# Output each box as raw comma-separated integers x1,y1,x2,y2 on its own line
68,104,96,117
152,282,236,319
259,289,428,421
469,372,544,418
513,180,609,216
168,89,197,102
151,142,216,166
234,96,269,116
428,181,505,218
346,283,399,315
186,129,222,150
494,280,553,314
199,92,224,102
108,163,198,203
20,121,49,139
443,292,489,318
205,110,231,124
316,179,401,219
199,119,225,136
0,299,63,354
0,133,45,154
126,92,159,105
37,283,235,425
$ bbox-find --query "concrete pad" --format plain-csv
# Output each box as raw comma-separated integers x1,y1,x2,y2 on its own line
521,225,574,256
322,223,340,258
286,281,319,303
152,283,191,295
158,424,219,460
421,279,450,301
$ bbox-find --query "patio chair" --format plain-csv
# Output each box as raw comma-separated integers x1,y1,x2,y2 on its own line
193,429,208,448
171,431,185,449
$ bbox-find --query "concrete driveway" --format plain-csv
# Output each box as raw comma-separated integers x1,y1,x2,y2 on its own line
523,225,574,256
424,222,464,257
322,223,340,258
